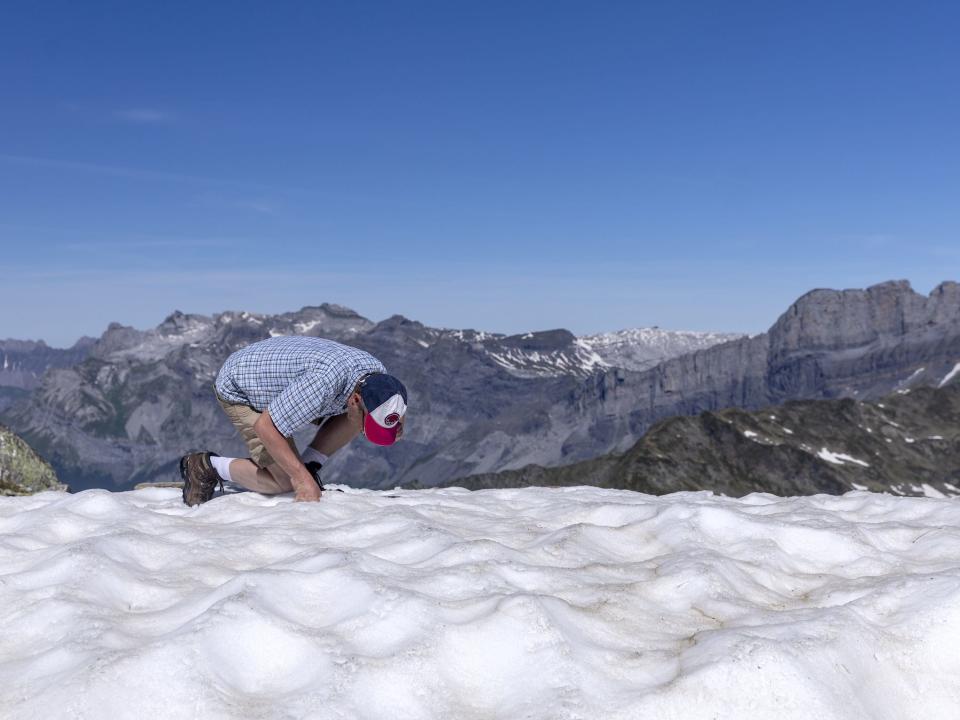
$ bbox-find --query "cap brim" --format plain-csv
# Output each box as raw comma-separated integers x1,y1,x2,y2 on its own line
365,414,399,446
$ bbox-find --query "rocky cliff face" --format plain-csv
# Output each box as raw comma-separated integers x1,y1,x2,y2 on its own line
447,379,960,497
0,424,66,495
3,280,958,492
543,280,960,464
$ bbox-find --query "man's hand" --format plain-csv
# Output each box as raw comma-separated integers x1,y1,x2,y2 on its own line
254,409,324,502
294,481,322,502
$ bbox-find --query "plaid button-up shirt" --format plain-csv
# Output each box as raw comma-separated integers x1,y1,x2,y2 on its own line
214,336,386,437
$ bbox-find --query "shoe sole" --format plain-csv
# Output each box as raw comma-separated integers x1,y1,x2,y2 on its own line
179,455,192,506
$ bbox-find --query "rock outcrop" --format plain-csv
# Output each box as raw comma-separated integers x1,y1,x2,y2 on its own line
0,424,66,495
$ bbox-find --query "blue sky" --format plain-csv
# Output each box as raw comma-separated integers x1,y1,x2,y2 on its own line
2,1,958,347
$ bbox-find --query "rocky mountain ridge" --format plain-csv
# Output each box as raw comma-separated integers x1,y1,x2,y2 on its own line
446,377,960,497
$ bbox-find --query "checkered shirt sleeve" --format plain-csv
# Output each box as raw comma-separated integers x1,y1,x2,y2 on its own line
215,336,386,437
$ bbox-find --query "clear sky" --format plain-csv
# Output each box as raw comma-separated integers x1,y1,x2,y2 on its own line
2,1,958,347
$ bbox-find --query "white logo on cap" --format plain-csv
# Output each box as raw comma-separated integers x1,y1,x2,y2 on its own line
371,393,407,428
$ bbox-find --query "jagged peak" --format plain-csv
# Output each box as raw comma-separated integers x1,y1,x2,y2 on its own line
71,336,97,350
373,314,423,331
931,280,960,296
0,338,49,349
315,303,366,318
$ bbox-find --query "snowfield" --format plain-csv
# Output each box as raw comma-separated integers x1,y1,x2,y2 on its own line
1,487,960,720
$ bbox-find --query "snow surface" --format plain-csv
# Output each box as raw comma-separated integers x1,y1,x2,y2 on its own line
2,486,960,719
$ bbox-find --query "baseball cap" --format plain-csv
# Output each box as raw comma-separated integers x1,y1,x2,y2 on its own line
359,373,408,446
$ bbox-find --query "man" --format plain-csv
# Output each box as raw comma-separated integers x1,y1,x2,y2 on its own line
180,336,407,506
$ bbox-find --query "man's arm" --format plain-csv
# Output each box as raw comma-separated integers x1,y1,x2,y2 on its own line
254,409,321,501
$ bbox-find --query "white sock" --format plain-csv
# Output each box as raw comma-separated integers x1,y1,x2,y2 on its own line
300,447,328,466
210,456,237,483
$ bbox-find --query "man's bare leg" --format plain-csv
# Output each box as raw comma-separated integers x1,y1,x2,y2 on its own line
225,412,359,495
227,459,293,494
308,413,361,455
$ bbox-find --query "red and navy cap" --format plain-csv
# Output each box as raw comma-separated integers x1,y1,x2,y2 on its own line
359,373,408,446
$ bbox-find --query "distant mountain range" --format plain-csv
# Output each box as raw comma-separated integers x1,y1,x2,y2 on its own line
2,279,957,495
0,306,738,491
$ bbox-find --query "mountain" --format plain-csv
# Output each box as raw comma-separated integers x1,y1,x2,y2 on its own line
0,423,66,495
445,376,960,497
2,280,957,493
0,304,736,491
0,337,95,411
537,279,960,463
394,280,960,489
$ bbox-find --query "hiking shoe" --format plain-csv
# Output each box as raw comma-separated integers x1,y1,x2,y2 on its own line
180,452,223,506
305,461,325,491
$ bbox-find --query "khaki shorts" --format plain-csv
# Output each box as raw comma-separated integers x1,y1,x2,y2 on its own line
216,394,297,470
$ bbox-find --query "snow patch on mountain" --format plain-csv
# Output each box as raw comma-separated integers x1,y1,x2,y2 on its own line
940,362,960,388
478,327,744,378
816,447,871,467
578,327,745,372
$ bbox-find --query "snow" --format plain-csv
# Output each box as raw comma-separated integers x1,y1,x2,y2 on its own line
577,328,743,373
816,448,871,467
898,367,925,389
572,338,609,373
294,319,324,334
939,362,960,388
3,486,960,719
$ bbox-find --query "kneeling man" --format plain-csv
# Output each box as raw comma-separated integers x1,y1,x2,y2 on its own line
180,336,407,505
